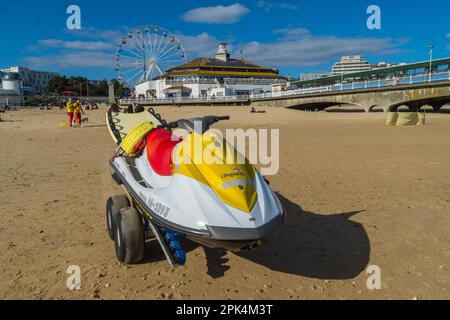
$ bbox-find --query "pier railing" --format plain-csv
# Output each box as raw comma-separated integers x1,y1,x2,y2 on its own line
254,71,450,100
120,95,251,105
120,71,450,104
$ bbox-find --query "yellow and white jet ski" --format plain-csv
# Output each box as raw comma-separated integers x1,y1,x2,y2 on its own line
105,108,285,266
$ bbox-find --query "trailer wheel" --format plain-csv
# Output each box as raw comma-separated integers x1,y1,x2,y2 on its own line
106,195,130,240
114,207,144,264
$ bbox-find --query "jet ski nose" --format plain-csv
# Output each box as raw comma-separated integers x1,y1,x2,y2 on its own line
220,178,256,212
172,131,258,213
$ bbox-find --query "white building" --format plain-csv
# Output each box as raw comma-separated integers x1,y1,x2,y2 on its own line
0,71,23,106
331,56,400,75
0,66,57,96
135,42,286,99
372,61,399,69
300,72,332,81
332,55,372,75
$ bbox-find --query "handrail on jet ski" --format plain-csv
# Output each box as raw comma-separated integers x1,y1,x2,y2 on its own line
157,115,230,134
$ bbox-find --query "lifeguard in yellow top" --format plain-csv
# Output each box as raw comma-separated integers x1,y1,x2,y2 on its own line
66,99,74,127
73,100,85,127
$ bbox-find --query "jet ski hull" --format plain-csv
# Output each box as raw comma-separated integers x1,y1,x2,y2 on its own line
110,160,284,251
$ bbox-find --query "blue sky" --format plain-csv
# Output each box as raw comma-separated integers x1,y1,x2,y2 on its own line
1,0,449,80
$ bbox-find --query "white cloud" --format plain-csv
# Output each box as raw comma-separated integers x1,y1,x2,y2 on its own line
66,27,127,42
24,27,126,69
273,28,311,40
25,30,219,69
182,3,250,24
257,1,273,11
257,1,299,12
169,28,406,69
279,3,299,10
38,39,114,51
175,32,220,57
238,29,407,68
24,52,114,68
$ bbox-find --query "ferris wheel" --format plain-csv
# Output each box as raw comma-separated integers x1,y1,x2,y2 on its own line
115,25,187,85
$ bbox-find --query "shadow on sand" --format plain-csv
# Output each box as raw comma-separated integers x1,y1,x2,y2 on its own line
138,194,371,280
205,194,371,279
0,118,22,123
324,108,366,113
82,124,107,128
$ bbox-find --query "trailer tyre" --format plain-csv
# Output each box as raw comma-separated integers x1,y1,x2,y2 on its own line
106,195,130,240
114,207,144,264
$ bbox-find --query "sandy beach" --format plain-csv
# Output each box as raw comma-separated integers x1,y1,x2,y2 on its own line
0,106,449,300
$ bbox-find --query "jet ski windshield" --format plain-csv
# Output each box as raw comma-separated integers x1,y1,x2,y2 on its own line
158,116,230,134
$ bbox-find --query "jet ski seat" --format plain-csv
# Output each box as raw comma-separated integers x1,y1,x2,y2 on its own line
146,128,182,176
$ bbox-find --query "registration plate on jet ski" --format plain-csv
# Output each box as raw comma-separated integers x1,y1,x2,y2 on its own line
147,197,170,218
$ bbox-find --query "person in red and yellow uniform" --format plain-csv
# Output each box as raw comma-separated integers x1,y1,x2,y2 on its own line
73,100,85,127
66,99,74,127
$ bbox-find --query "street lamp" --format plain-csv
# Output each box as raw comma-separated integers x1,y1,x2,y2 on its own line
86,80,89,103
428,43,434,82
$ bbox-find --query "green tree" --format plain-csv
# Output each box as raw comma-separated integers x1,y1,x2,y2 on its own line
47,76,130,97
111,79,129,97
47,75,69,94
91,80,109,96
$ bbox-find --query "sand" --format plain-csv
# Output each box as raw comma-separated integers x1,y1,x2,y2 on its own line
0,106,449,300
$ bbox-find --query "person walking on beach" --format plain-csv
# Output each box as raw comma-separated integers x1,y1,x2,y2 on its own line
126,104,134,113
135,104,144,113
110,101,122,112
73,100,85,127
66,99,74,127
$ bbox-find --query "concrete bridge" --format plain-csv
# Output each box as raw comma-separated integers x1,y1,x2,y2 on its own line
122,79,450,113
251,80,450,112
123,80,450,112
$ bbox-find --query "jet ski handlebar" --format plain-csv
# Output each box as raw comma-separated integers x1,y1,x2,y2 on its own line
157,121,180,129
157,116,230,132
215,116,231,121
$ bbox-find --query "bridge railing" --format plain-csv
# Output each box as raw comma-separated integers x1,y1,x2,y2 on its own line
119,94,251,105
119,71,450,104
253,71,450,100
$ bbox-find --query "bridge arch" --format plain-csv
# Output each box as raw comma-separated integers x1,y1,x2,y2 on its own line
419,104,434,112
368,105,386,112
397,105,411,112
324,104,366,112
388,94,450,112
288,102,364,112
440,103,450,113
